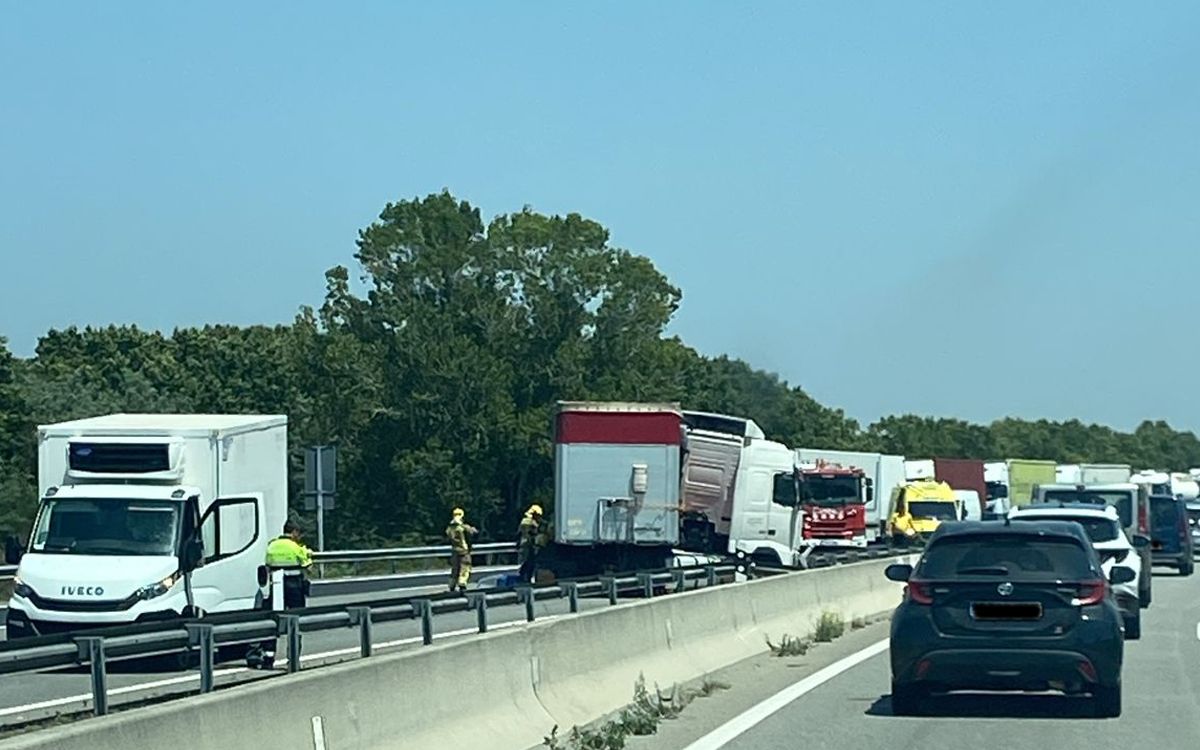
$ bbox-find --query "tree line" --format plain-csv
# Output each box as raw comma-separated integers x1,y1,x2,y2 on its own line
2,190,1198,546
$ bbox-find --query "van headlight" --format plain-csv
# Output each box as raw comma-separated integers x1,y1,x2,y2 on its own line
12,576,33,599
135,573,181,601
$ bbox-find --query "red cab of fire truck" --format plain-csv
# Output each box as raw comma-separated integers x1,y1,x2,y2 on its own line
797,460,870,548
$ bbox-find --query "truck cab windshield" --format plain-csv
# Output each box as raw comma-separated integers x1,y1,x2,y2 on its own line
30,498,180,556
802,475,861,507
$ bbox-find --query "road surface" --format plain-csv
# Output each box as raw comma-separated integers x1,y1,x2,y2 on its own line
631,566,1200,750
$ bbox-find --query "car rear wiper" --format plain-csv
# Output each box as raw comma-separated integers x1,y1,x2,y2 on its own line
956,565,1010,575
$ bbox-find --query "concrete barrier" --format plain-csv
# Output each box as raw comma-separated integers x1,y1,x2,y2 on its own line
5,557,909,750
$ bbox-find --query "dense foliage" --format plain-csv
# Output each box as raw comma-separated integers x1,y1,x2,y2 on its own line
2,191,1198,546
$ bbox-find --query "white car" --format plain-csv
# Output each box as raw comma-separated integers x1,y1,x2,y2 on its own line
1008,504,1143,640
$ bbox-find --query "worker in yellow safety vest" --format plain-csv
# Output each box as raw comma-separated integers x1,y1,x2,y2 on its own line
247,520,313,669
266,519,314,605
517,504,545,583
446,508,477,593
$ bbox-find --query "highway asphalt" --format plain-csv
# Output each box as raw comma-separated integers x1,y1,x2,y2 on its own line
630,566,1200,750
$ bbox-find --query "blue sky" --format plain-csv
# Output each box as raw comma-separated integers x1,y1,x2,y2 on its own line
2,2,1198,431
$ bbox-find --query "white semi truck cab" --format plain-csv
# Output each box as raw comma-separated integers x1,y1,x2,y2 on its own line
5,414,288,639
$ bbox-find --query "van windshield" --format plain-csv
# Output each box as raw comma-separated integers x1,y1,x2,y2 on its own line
908,501,959,520
1040,490,1134,528
31,498,180,556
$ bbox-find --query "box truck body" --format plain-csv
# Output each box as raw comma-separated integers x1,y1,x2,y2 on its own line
8,414,287,637
1056,464,1082,484
931,458,987,518
1006,459,1058,507
553,402,682,549
1080,464,1132,485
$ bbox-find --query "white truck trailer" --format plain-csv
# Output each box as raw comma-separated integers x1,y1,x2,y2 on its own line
5,414,288,638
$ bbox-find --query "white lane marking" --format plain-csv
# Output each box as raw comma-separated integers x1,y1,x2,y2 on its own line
311,716,327,750
681,638,889,750
1195,622,1200,641
0,616,554,719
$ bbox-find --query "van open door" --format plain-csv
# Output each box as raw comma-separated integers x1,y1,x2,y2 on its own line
190,494,264,613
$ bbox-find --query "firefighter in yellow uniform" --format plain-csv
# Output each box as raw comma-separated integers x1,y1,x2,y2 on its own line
446,508,477,593
517,504,545,583
248,520,313,669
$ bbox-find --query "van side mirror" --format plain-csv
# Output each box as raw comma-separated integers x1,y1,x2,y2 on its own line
1108,566,1136,585
1131,535,1151,550
4,535,25,565
884,563,913,582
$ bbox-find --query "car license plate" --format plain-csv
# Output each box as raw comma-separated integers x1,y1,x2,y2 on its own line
971,602,1042,620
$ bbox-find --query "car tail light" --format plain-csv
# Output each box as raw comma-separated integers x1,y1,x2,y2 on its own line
1071,580,1107,606
1179,511,1189,541
916,659,932,679
1077,660,1097,682
1139,503,1149,535
906,579,934,605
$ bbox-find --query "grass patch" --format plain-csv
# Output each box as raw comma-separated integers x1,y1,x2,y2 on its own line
543,674,730,749
766,633,812,657
813,610,845,642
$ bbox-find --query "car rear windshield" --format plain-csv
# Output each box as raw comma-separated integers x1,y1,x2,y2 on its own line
918,535,1095,580
1010,515,1120,543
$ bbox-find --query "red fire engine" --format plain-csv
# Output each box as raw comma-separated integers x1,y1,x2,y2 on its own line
798,460,869,548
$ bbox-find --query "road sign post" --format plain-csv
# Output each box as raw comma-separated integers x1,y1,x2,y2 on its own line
304,445,337,575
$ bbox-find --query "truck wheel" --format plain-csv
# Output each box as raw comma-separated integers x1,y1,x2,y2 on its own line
1123,612,1141,640
1093,683,1121,718
1180,560,1194,577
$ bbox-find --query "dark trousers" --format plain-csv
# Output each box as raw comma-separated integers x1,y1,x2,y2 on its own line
518,548,539,582
249,576,307,665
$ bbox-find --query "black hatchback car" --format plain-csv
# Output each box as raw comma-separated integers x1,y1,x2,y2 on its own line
886,520,1131,717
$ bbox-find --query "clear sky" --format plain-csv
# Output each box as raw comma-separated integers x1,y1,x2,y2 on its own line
2,2,1198,431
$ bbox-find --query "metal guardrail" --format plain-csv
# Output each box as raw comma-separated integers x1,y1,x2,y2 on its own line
312,542,517,563
0,564,14,582
310,542,517,577
0,562,754,724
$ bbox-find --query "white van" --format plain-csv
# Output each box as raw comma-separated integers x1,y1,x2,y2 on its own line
6,414,288,638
